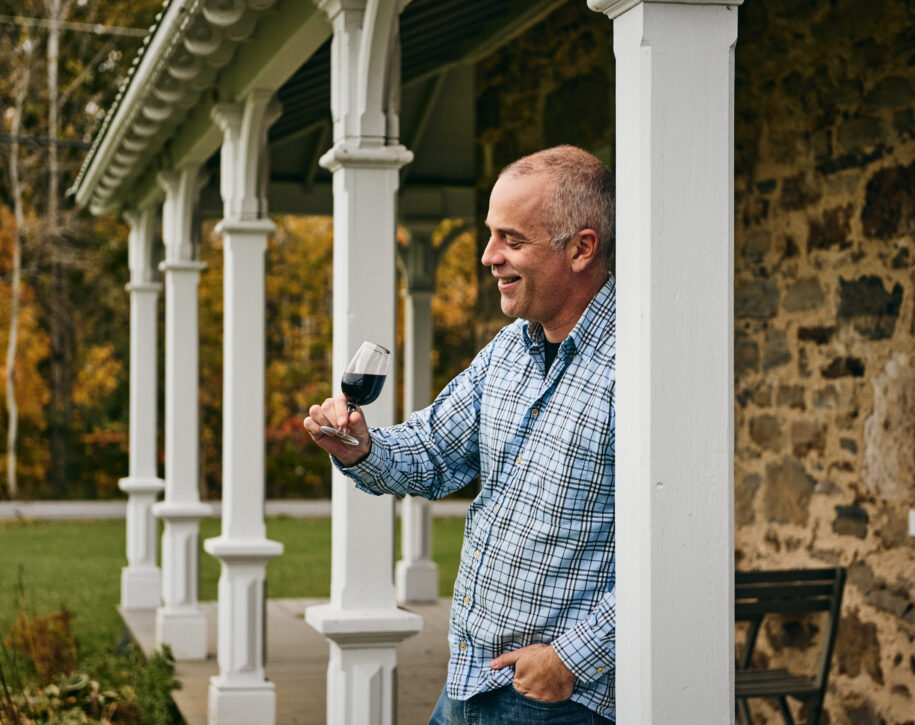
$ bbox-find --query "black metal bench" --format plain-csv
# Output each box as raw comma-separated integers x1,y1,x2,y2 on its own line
735,567,846,725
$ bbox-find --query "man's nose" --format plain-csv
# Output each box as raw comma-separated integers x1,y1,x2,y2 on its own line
481,236,503,267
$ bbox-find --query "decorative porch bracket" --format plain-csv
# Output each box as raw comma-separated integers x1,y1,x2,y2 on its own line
305,1,422,723
152,165,212,660
119,205,165,611
589,0,741,722
204,90,284,725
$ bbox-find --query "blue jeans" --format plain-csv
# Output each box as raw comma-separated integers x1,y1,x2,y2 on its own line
429,685,615,725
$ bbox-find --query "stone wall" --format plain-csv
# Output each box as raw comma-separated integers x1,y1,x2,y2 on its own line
733,2,915,723
475,1,915,723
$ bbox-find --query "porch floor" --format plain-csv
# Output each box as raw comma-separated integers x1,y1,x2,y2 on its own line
120,598,451,725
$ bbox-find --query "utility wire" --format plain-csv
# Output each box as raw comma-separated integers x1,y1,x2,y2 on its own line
0,133,91,150
0,14,148,38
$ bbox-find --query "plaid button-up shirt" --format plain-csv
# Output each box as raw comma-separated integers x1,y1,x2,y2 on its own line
340,278,616,719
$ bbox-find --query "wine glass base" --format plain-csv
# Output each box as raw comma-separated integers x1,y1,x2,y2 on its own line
319,425,360,446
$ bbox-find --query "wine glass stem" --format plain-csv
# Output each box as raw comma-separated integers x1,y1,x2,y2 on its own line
343,402,357,434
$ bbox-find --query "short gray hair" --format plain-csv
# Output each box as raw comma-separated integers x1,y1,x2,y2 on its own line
500,145,615,265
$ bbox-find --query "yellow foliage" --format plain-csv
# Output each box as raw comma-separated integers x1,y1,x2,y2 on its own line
73,344,122,408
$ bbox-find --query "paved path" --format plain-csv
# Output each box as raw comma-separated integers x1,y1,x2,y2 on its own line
0,499,470,520
122,598,452,725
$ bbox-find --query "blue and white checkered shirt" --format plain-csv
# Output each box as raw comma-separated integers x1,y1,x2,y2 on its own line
339,278,616,719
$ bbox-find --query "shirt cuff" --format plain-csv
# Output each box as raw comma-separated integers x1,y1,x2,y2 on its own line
333,431,393,495
551,614,615,684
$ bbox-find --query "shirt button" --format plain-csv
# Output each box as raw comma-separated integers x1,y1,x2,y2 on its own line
473,550,481,559
459,642,467,651
531,408,539,416
493,502,500,512
597,666,605,674
463,596,471,605
358,470,366,475
515,455,522,464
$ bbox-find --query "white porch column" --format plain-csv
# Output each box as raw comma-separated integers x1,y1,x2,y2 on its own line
395,224,439,604
203,91,284,725
589,0,740,722
305,2,422,724
119,206,165,611
152,165,211,660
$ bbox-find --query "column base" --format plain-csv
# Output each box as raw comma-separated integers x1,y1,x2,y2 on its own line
156,607,209,660
207,677,275,725
395,560,439,604
121,566,161,611
306,603,423,725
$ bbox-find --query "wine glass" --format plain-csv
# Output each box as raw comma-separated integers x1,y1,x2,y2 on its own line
319,341,390,446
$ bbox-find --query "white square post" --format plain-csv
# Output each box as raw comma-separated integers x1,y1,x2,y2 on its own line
204,90,284,725
120,206,165,611
305,2,422,723
153,165,212,660
590,0,742,721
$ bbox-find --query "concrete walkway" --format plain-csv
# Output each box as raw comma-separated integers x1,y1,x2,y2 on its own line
0,499,470,520
121,598,452,725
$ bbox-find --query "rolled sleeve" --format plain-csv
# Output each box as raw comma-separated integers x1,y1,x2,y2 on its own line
551,589,616,684
334,431,397,496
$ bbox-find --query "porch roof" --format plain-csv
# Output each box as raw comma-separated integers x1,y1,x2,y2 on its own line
72,0,565,217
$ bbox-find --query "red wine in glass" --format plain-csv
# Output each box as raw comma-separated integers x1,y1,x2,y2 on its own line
320,341,390,446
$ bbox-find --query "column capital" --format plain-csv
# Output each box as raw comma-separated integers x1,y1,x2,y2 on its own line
306,603,422,647
119,476,165,494
589,0,743,20
319,141,413,172
158,260,207,273
316,0,367,22
204,536,284,563
212,91,281,222
214,217,276,237
125,281,163,294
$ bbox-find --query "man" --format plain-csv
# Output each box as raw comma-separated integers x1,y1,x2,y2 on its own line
305,145,616,724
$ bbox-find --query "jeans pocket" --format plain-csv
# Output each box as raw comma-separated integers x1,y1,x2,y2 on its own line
509,683,572,709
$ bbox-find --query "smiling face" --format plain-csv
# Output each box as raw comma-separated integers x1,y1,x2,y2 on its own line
482,172,588,341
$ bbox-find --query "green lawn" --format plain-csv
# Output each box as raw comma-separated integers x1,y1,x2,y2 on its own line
0,515,465,659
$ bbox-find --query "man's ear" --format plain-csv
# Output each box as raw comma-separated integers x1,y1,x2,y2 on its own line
568,229,600,272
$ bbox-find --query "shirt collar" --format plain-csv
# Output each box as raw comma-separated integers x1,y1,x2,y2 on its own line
522,275,616,360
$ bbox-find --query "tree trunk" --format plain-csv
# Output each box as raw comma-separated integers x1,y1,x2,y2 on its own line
4,49,33,500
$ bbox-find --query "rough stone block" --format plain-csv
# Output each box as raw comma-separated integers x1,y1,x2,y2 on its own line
777,384,806,410
735,337,760,375
791,420,826,457
735,474,762,526
867,75,914,108
836,610,884,685
785,278,826,311
750,415,783,451
813,385,839,409
807,204,853,251
863,353,915,501
797,326,835,344
861,160,915,239
763,328,791,371
740,229,771,264
779,172,822,211
837,115,889,154
833,504,868,538
763,457,815,525
838,275,903,340
822,356,865,378
736,279,779,318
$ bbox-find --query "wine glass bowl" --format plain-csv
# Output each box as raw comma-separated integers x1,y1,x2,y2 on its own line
320,341,390,446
